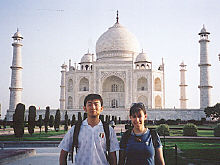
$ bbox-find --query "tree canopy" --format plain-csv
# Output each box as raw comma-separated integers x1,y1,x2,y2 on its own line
204,103,220,120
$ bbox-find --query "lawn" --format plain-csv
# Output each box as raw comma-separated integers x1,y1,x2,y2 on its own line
0,129,65,141
162,138,220,165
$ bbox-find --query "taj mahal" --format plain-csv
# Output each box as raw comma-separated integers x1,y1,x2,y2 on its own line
6,12,211,121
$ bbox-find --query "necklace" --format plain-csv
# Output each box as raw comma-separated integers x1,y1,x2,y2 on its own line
133,129,146,142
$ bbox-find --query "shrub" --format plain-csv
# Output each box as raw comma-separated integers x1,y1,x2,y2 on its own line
83,113,87,120
183,123,197,136
28,106,36,135
44,106,50,133
187,119,196,124
54,109,61,132
64,111,68,131
49,115,54,127
176,119,181,125
78,112,82,122
13,103,25,138
214,123,220,137
71,114,76,126
156,124,170,136
38,115,43,134
99,115,104,122
156,119,166,125
166,119,178,125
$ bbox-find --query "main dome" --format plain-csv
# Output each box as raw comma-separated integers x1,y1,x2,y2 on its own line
96,22,140,61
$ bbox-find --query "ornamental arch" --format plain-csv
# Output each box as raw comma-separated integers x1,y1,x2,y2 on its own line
102,75,125,108
79,77,89,91
154,77,161,91
137,77,148,91
155,95,162,108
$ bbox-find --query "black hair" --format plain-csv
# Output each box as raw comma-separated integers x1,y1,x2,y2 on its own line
84,94,103,106
129,102,146,116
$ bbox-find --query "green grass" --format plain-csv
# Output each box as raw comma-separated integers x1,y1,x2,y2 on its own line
162,139,220,165
0,130,65,141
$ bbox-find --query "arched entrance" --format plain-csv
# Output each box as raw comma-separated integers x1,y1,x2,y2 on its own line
102,75,125,108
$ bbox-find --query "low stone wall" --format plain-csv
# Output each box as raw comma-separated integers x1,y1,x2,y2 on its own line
6,108,206,121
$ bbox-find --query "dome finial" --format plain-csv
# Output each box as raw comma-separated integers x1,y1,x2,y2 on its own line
116,10,119,23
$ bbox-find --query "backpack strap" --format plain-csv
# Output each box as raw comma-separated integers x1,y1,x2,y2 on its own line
71,120,82,163
102,121,110,152
149,129,157,148
102,121,111,162
119,129,132,149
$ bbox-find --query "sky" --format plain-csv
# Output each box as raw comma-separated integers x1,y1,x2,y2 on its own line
0,0,220,119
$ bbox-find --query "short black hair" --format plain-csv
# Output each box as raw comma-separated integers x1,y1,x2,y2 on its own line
84,94,103,106
129,102,146,116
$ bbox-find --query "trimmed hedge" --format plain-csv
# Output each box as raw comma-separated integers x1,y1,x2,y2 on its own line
214,123,220,137
156,124,170,136
183,123,197,136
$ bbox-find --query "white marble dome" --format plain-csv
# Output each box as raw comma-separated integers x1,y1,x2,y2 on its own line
96,22,140,61
136,52,150,62
80,53,93,63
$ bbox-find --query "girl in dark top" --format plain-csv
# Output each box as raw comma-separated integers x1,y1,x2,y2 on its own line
118,103,165,165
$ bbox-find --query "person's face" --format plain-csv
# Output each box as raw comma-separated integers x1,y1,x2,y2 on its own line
130,110,147,130
83,99,103,118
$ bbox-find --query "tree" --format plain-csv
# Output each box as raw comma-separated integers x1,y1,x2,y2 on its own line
78,112,82,122
204,103,220,120
64,111,68,131
119,117,121,124
44,106,50,133
3,117,7,130
99,115,104,122
28,106,36,135
38,115,43,134
13,103,25,138
49,115,54,127
71,114,76,126
83,113,87,120
54,109,61,132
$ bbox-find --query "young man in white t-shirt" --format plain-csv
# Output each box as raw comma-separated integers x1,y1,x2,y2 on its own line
59,94,119,165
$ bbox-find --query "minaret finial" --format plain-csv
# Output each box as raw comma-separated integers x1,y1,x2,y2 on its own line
116,10,119,23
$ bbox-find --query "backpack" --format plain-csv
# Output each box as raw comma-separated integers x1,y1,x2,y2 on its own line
70,120,110,163
120,128,158,149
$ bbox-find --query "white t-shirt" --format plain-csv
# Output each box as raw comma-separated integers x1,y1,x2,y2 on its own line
58,119,120,165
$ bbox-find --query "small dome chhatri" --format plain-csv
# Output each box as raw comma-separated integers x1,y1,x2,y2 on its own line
96,11,140,61
135,51,150,63
80,51,93,63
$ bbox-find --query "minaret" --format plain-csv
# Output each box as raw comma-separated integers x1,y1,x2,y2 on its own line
179,61,188,109
198,25,212,109
9,29,23,111
59,63,67,110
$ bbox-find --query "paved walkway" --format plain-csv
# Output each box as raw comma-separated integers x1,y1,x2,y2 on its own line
0,149,36,164
1,148,61,165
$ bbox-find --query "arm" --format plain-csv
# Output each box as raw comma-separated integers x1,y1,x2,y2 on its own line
118,150,126,165
109,151,117,165
155,147,165,165
59,149,68,165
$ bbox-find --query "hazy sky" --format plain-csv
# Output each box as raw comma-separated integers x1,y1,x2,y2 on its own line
0,0,220,118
